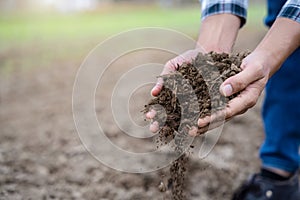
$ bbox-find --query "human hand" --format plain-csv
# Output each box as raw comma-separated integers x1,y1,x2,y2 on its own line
147,49,271,136
197,50,271,133
146,48,206,133
150,48,206,96
147,13,242,135
196,18,300,134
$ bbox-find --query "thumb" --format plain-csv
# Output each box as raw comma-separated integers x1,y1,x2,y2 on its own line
219,61,264,97
150,59,179,96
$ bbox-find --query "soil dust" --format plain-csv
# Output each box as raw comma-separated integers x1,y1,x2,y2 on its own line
144,52,249,199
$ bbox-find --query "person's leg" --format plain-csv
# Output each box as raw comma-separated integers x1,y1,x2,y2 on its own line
260,47,300,175
232,1,300,199
232,48,300,200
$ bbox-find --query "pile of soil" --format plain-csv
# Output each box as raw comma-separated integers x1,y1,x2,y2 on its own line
144,52,248,199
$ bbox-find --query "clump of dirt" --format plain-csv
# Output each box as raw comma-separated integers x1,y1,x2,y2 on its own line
144,52,249,199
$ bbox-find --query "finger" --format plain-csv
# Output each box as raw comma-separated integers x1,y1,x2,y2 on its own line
197,117,232,135
220,62,264,97
197,107,235,135
149,121,160,133
146,109,156,119
151,78,163,97
197,110,226,128
151,50,201,96
209,110,226,123
197,84,262,132
151,61,175,97
224,83,261,119
198,116,210,128
188,126,198,137
206,118,228,131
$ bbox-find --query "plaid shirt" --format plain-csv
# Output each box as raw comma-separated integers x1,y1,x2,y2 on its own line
201,0,300,27
279,0,300,23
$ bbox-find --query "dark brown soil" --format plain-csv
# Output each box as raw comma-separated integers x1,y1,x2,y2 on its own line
1,29,266,200
144,52,249,199
145,52,248,144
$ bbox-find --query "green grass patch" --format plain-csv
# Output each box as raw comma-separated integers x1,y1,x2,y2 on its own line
0,6,201,47
0,4,266,73
0,4,266,46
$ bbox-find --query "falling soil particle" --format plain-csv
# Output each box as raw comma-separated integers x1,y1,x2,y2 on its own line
144,51,249,199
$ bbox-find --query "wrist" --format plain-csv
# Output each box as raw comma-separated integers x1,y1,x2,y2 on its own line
197,32,234,53
253,18,300,76
247,48,273,78
197,43,232,53
197,14,241,53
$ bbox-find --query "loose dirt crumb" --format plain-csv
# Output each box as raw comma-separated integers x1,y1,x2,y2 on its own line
144,52,249,199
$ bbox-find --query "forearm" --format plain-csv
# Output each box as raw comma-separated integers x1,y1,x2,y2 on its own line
198,0,247,53
254,17,300,77
197,14,241,53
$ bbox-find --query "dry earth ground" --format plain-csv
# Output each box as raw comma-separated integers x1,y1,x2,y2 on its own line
0,27,270,200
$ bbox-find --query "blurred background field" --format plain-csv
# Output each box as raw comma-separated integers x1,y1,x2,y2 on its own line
0,1,267,199
0,0,266,73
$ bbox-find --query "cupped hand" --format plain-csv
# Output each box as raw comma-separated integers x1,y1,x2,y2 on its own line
147,49,271,136
147,48,206,133
197,50,271,134
151,48,206,96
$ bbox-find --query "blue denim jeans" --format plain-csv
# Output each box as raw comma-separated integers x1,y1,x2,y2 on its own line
260,0,300,173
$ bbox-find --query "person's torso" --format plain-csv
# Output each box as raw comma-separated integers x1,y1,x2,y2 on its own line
265,0,287,27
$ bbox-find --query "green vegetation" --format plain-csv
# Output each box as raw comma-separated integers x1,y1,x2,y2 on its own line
0,4,265,46
0,4,266,73
0,7,200,47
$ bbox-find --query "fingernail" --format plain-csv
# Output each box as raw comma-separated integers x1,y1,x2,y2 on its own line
149,121,159,133
146,110,156,119
221,84,233,97
198,116,211,127
151,87,158,96
188,126,198,137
